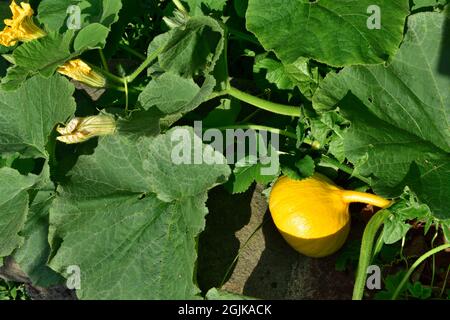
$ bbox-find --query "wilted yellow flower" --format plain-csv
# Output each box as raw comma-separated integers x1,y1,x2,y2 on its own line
0,1,46,47
57,59,107,88
57,115,117,144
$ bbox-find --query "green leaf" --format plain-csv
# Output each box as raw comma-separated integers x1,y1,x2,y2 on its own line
254,54,320,99
312,12,450,219
295,155,315,178
442,220,450,242
374,270,407,300
408,282,432,299
335,240,360,272
37,0,73,32
382,188,433,244
205,288,256,300
203,98,241,128
12,186,63,287
38,0,122,32
228,156,279,194
382,213,411,245
0,75,76,158
158,16,224,77
7,24,111,87
1,65,32,91
0,168,37,258
74,23,110,51
138,73,216,127
412,0,448,9
48,129,230,299
12,31,74,78
138,72,201,114
246,0,409,66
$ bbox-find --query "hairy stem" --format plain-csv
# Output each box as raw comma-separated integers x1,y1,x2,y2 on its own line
93,65,124,85
353,209,391,300
126,46,162,83
99,49,109,72
207,124,296,139
226,87,301,117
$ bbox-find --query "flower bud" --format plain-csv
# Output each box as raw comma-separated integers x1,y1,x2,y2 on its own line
57,114,117,144
57,59,106,88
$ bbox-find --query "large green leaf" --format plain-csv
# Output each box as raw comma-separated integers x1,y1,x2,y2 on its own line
138,72,215,114
4,24,110,89
0,65,31,91
73,23,110,51
12,32,74,78
48,129,230,299
206,288,256,300
0,75,76,158
0,168,37,258
312,12,450,218
254,54,320,99
38,0,122,32
12,185,63,287
158,16,224,77
138,73,216,127
412,0,448,9
246,0,409,66
0,0,123,88
138,72,201,113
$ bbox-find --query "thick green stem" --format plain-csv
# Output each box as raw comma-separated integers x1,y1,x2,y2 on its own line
391,243,450,300
353,209,391,300
227,87,301,117
99,49,109,72
92,65,124,85
207,124,298,140
123,76,129,112
126,47,162,83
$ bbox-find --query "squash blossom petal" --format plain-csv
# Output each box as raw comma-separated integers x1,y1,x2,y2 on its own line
0,1,46,47
57,59,107,88
57,115,117,144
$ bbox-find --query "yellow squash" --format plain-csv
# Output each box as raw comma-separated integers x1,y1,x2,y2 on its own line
269,174,391,258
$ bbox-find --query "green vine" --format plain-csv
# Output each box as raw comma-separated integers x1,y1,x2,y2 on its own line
353,209,391,300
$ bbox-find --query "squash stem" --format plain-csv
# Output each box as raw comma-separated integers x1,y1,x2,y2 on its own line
353,209,390,300
227,86,301,117
341,191,391,208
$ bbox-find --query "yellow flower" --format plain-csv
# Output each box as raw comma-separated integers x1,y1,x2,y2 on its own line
57,59,107,88
57,115,117,144
0,1,46,47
